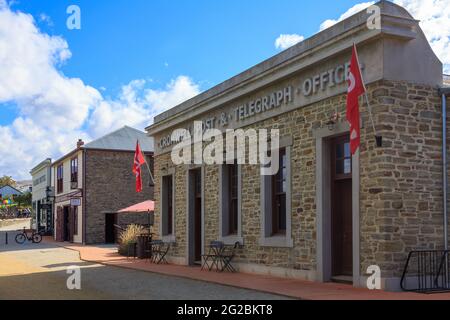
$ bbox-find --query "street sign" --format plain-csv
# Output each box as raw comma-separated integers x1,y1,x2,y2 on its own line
41,204,52,210
70,198,81,206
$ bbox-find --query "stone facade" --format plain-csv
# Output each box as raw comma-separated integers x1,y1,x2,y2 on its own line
153,80,446,281
147,1,448,290
84,149,154,244
359,81,446,278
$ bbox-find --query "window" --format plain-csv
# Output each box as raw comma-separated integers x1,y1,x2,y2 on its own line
71,157,78,183
33,175,46,186
57,165,63,194
228,163,239,235
162,175,174,236
334,138,352,178
220,161,243,244
271,148,287,235
260,141,293,248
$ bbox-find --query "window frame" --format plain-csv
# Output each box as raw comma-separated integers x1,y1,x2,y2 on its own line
160,170,176,243
259,136,293,248
70,157,78,184
57,164,64,194
228,163,239,235
219,160,243,245
271,148,287,236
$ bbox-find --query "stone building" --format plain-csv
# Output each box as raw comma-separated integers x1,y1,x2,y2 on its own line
52,126,154,244
146,1,449,291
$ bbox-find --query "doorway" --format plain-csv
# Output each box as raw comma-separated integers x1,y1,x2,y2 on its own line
330,135,353,280
188,168,203,265
105,213,117,244
63,206,73,242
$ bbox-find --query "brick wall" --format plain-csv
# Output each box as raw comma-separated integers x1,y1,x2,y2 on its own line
85,150,154,244
153,80,446,279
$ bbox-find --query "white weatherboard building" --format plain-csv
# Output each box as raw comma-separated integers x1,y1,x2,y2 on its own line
30,158,53,233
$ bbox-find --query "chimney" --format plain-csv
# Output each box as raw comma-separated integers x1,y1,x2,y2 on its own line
77,139,84,148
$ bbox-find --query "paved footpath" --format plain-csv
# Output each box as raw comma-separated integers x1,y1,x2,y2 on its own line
49,239,450,300
0,232,287,300
3,233,450,300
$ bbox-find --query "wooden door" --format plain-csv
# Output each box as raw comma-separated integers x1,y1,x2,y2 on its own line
56,207,64,242
63,206,70,242
193,169,202,263
68,207,75,243
331,135,353,277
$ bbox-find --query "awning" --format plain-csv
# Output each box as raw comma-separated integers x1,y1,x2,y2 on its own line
117,200,154,213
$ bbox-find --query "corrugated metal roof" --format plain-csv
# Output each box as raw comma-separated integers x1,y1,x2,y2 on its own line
0,185,23,196
83,126,154,152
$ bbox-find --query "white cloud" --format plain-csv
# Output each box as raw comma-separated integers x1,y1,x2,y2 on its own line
145,75,200,113
88,76,200,137
274,3,374,50
0,3,200,179
39,13,53,26
319,2,375,31
394,0,450,74
278,0,450,73
275,34,305,50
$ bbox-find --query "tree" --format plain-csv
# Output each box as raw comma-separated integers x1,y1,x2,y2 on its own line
15,192,32,208
0,175,16,187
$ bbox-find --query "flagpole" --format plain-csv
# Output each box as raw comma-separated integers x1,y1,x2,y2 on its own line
143,158,155,186
363,92,378,139
137,139,155,186
354,42,382,147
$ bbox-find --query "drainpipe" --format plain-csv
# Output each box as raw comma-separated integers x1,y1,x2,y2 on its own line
82,149,87,245
440,88,450,251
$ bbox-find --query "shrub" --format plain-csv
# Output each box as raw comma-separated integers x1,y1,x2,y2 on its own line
118,224,145,256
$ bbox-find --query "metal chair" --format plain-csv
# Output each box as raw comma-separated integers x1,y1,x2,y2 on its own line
149,240,171,264
219,242,242,273
201,241,224,271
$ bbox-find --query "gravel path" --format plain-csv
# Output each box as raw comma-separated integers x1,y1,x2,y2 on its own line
0,234,289,300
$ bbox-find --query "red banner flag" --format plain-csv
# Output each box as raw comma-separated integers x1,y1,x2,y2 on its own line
133,140,146,193
346,44,366,155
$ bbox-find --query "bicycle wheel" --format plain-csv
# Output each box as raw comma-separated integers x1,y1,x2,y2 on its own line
15,233,26,244
32,233,42,244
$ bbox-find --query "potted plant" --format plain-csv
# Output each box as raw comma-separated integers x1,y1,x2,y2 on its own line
118,224,145,256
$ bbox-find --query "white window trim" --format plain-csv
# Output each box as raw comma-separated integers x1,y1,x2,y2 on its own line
259,136,293,248
219,164,244,246
160,168,176,243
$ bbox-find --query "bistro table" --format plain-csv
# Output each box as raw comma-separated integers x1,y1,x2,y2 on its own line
136,232,153,259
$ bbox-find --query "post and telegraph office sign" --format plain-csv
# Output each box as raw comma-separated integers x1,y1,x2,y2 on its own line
158,60,356,151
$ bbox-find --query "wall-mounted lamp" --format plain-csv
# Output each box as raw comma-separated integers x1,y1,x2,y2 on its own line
325,111,340,131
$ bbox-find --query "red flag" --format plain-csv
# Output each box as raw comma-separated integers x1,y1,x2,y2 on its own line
346,44,366,155
133,140,146,193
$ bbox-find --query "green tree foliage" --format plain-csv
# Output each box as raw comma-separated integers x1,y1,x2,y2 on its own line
0,175,16,188
14,192,32,208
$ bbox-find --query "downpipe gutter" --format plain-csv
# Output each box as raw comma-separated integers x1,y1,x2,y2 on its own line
440,88,450,251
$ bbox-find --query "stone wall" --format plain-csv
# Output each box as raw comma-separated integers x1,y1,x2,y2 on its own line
360,81,445,278
117,212,152,228
153,79,445,279
85,150,154,244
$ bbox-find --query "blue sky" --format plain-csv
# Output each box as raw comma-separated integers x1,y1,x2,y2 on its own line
1,0,449,180
0,0,364,126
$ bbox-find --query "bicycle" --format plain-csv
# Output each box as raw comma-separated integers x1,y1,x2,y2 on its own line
15,227,43,244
